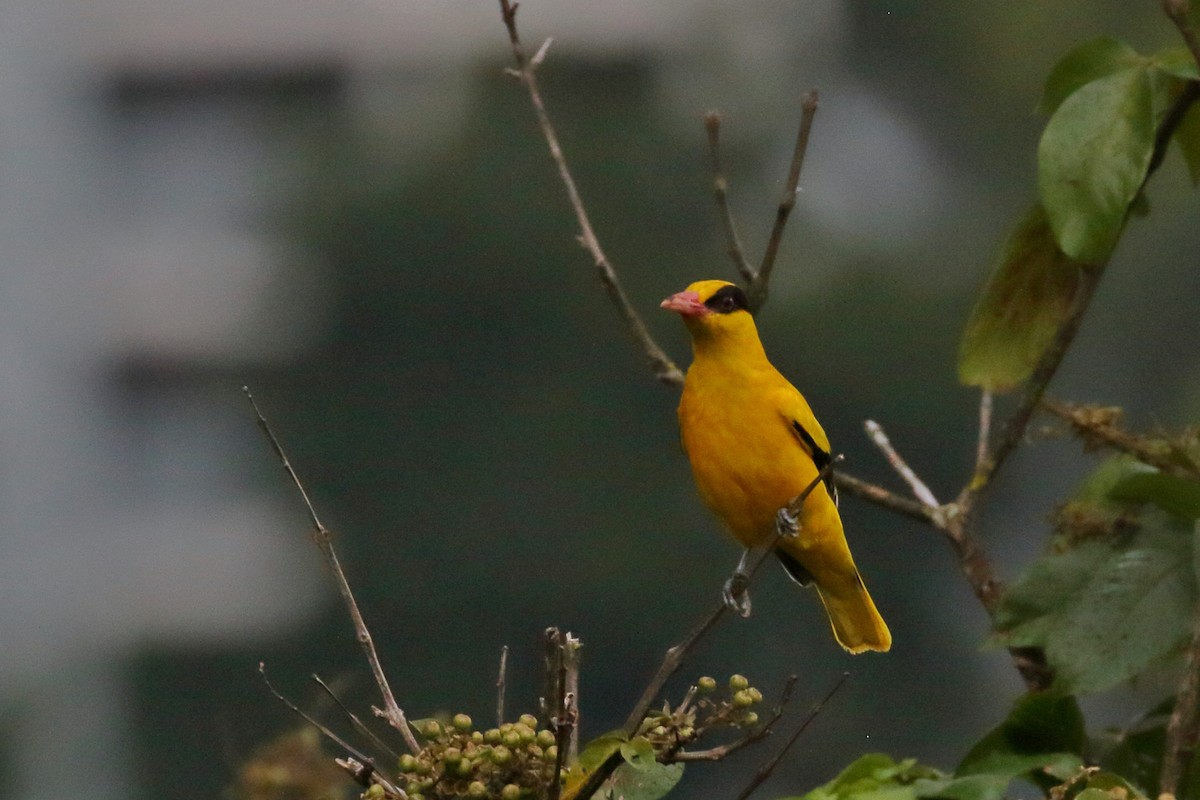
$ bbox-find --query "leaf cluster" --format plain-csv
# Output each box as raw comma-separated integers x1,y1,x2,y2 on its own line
960,37,1200,392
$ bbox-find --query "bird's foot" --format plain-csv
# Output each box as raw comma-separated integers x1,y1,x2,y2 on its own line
722,571,752,618
775,507,801,539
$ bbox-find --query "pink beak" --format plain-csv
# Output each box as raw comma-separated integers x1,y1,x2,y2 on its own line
660,290,709,318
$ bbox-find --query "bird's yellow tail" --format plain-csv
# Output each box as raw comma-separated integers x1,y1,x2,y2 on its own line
815,571,892,654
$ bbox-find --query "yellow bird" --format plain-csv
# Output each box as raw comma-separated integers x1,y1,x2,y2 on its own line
661,279,891,654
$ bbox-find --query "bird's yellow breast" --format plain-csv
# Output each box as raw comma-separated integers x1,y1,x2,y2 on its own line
678,358,832,548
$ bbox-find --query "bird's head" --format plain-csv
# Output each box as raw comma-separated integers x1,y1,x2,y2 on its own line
660,280,755,345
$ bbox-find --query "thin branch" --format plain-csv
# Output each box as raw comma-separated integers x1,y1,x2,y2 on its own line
833,471,938,525
244,387,421,755
1159,593,1200,797
975,390,993,475
864,420,939,508
497,0,683,387
496,645,509,727
748,90,819,312
544,628,580,800
564,635,583,761
1042,397,1200,479
312,674,399,762
733,672,850,800
258,664,405,797
705,111,756,284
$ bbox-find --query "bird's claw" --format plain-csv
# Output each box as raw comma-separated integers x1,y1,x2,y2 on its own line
776,507,801,538
722,571,752,618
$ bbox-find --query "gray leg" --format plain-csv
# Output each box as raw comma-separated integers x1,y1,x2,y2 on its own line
722,547,753,617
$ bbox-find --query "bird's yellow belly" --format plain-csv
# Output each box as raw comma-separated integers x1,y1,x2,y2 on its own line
679,391,821,548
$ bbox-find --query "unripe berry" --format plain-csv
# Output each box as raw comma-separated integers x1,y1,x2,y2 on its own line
536,729,557,748
468,781,488,797
491,745,512,765
453,713,473,732
443,747,462,764
519,713,538,729
484,728,502,744
732,690,754,708
545,745,558,762
697,676,717,693
747,687,763,704
742,711,759,726
729,674,749,691
501,784,522,800
421,720,442,739
398,754,418,773
502,730,521,748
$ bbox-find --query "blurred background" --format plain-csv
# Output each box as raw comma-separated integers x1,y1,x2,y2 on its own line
1,1,1198,798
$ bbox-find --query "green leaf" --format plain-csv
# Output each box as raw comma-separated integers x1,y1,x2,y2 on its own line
913,774,1015,800
1092,697,1172,796
785,754,945,800
600,737,683,800
958,693,1085,776
1109,469,1200,521
990,460,1198,692
957,692,1084,796
1041,37,1142,114
957,204,1084,392
561,733,625,800
1038,66,1156,262
1151,47,1200,82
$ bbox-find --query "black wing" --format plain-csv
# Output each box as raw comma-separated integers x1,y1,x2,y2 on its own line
790,419,837,507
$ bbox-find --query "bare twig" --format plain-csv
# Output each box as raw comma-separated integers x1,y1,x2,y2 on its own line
259,664,405,797
864,420,939,508
748,90,819,311
496,645,509,727
497,0,683,387
312,674,399,762
833,471,939,525
564,635,583,761
244,387,421,755
1159,592,1200,797
544,628,580,800
975,390,993,475
705,111,756,284
733,672,850,800
1042,397,1200,479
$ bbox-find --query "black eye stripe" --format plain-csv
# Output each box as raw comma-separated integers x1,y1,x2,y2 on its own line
703,285,749,314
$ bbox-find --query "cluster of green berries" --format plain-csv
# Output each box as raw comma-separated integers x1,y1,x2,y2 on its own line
369,712,560,800
639,674,765,751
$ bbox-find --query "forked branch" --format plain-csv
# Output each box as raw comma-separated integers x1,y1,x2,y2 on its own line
245,388,421,755
497,0,683,387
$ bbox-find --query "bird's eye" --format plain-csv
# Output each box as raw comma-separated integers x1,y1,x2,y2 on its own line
722,296,735,311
